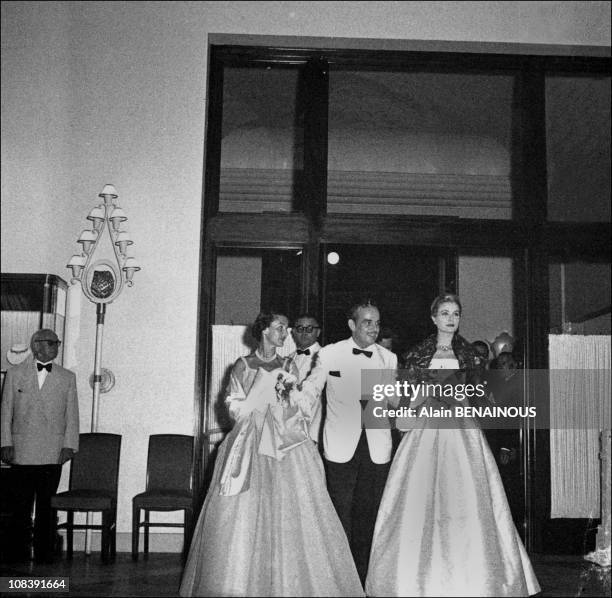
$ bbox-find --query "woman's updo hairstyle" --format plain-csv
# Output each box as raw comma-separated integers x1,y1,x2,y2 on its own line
251,311,284,342
430,293,462,317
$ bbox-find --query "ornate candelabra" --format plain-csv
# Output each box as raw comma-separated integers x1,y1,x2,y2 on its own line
66,184,140,433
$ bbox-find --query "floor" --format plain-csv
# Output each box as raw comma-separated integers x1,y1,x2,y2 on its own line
0,552,610,597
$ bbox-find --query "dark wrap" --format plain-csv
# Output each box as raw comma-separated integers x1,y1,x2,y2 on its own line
401,333,481,385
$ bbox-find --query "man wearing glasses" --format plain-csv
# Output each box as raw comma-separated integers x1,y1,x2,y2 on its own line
1,329,79,563
289,314,323,443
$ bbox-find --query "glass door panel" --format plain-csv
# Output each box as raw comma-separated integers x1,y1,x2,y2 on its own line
327,70,515,219
219,66,305,213
545,75,611,223
322,244,449,353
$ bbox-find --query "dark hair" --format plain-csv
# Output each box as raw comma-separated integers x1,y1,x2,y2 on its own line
472,340,489,356
347,299,379,321
251,311,286,342
430,293,462,317
293,313,320,326
490,351,516,370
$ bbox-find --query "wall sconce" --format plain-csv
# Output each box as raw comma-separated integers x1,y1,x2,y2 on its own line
66,254,87,280
86,206,105,232
66,183,141,430
122,257,141,285
114,231,133,256
78,230,98,255
109,207,127,232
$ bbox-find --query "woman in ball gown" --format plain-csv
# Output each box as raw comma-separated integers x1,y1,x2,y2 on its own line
180,311,364,597
365,294,540,597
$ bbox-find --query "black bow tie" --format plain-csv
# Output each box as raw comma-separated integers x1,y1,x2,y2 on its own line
37,363,52,372
296,349,311,356
352,348,373,358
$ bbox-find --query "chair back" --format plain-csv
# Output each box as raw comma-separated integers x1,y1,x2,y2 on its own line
70,433,122,496
146,434,194,493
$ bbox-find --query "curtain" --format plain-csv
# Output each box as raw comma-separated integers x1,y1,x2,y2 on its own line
549,334,611,518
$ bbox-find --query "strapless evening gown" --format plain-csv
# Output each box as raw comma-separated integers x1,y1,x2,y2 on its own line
365,359,540,597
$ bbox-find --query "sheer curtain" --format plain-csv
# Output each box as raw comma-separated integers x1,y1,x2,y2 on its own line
549,335,611,518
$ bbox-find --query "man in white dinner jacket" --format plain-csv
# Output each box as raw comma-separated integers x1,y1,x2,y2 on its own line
300,300,397,583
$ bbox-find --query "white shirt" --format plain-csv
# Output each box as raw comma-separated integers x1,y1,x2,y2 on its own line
290,342,322,383
290,342,322,441
36,361,53,389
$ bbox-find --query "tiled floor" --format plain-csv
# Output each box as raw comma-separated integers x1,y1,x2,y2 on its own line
0,552,610,597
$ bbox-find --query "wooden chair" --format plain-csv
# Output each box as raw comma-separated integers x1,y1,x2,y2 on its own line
131,434,194,560
51,433,122,563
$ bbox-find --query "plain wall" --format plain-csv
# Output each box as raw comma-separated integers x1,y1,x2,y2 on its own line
1,0,610,550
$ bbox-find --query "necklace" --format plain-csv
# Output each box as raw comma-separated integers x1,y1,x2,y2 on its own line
255,349,277,363
437,344,453,351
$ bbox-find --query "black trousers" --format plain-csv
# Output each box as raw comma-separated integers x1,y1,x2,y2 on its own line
10,464,62,561
324,431,390,584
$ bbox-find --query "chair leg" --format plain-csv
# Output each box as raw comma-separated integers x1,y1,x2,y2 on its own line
144,510,150,556
51,509,60,558
132,504,139,561
111,509,117,561
66,512,74,560
101,510,110,564
183,509,193,559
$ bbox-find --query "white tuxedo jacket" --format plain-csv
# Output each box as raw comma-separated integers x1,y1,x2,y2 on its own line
1,357,80,464
301,338,397,464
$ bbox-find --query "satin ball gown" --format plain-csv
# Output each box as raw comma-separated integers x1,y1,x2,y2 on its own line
180,355,364,597
365,358,540,597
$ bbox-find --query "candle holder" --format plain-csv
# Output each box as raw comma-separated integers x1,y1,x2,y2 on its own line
66,185,141,431
66,184,140,555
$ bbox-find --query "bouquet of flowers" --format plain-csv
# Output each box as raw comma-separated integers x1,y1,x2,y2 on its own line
260,370,308,459
275,371,297,406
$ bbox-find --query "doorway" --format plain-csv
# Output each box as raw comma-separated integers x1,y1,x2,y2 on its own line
321,244,456,354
